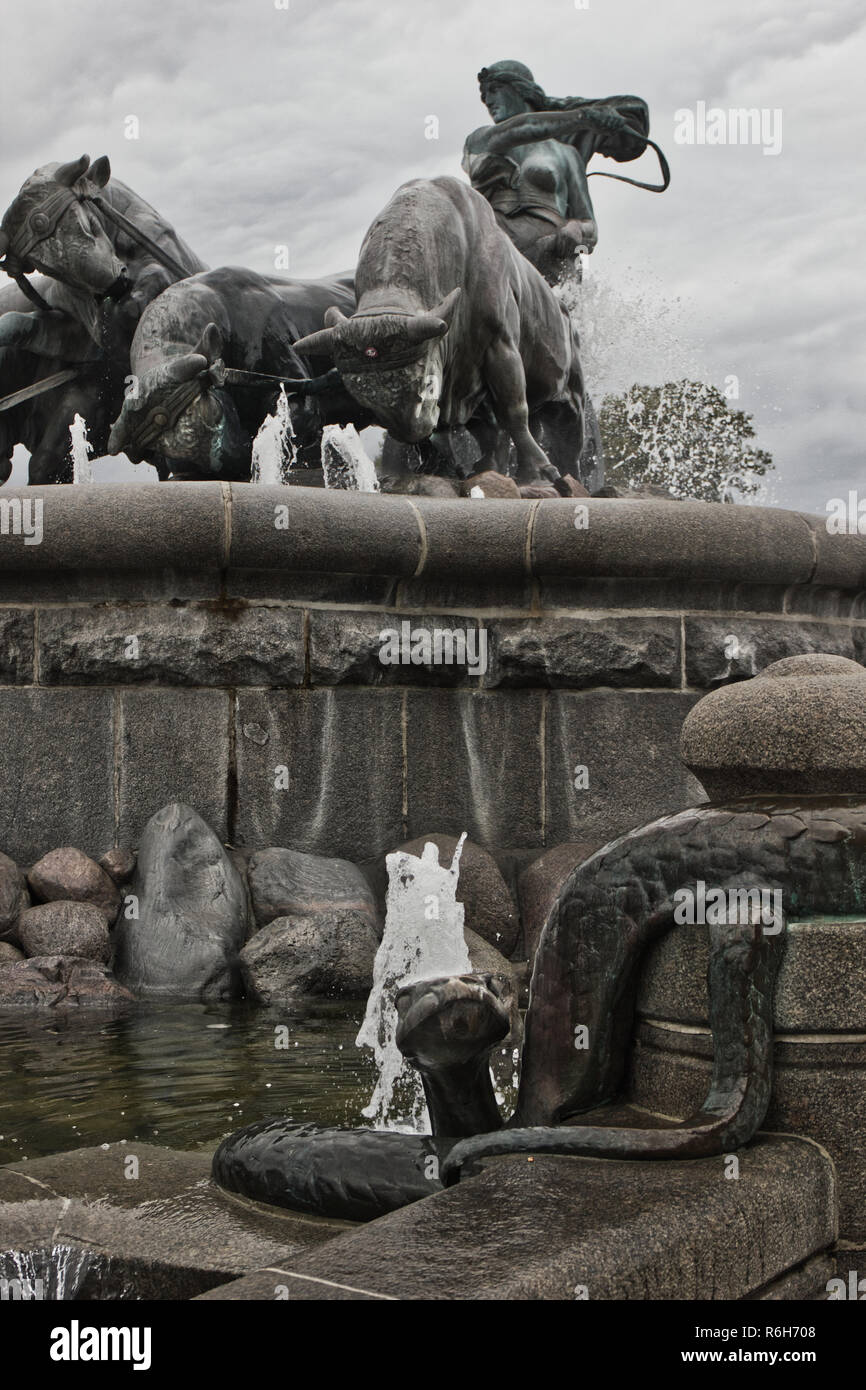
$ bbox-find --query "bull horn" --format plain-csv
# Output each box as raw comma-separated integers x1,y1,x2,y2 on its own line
405,287,462,345
405,315,447,345
431,287,461,324
291,325,340,359
54,154,90,187
165,352,209,383
292,304,350,358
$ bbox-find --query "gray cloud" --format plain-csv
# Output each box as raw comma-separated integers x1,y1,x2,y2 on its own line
2,0,863,510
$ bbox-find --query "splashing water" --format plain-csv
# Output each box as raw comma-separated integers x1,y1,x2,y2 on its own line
250,386,295,484
321,424,380,492
597,380,774,503
356,834,470,1131
1,1245,104,1300
69,414,93,484
555,259,774,502
555,258,705,404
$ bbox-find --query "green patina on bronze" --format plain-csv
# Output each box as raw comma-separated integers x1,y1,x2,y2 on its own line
463,59,668,284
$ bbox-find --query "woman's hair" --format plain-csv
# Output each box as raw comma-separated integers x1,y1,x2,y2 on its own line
478,60,586,114
476,60,654,169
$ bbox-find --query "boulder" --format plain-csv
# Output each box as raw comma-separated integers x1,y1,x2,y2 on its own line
460,471,521,499
28,847,121,925
0,851,28,943
0,941,24,965
248,847,379,934
518,483,560,499
518,840,606,964
114,803,250,1001
464,927,522,1046
381,475,460,499
240,908,378,1007
552,475,590,498
99,848,137,887
0,956,134,1010
389,835,520,957
18,901,111,963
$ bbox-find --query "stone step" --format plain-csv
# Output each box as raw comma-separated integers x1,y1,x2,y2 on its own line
0,1143,349,1300
196,1133,836,1301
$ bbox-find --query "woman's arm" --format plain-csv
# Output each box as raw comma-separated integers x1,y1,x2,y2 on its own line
464,106,628,157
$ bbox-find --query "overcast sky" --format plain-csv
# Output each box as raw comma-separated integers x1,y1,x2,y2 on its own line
1,0,863,510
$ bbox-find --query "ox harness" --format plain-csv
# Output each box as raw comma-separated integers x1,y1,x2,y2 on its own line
119,360,341,456
0,183,193,411
0,184,190,309
0,183,339,420
0,367,81,415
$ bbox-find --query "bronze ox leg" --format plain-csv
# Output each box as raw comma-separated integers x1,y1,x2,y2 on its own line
484,337,560,483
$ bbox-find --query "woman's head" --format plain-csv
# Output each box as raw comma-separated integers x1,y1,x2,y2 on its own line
478,60,549,122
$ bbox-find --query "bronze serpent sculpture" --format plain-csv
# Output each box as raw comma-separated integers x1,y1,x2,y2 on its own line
213,656,866,1219
214,974,512,1221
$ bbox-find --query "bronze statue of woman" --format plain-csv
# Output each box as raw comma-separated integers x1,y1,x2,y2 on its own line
463,60,668,284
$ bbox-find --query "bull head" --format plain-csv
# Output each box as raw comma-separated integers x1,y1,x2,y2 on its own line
292,287,461,362
292,289,461,443
108,321,230,465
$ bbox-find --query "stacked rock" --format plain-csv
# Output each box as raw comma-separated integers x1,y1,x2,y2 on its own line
0,845,134,1009
0,808,526,1015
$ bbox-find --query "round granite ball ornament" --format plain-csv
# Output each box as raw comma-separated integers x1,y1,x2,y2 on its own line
680,654,866,800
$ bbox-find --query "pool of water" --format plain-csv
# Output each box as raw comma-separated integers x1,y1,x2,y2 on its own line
0,1002,522,1165
0,1001,377,1165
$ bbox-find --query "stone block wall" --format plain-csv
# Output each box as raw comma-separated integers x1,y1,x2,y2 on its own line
1,484,865,864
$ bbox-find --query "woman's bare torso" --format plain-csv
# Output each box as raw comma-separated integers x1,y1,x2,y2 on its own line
463,135,592,225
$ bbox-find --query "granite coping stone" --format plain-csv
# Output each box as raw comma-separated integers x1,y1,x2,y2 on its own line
0,1138,838,1301
810,519,866,590
0,485,226,572
530,499,820,585
0,1143,350,1291
0,488,863,591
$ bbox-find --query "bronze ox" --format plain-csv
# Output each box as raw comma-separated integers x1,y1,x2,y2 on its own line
107,265,364,479
0,154,205,482
292,176,595,488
